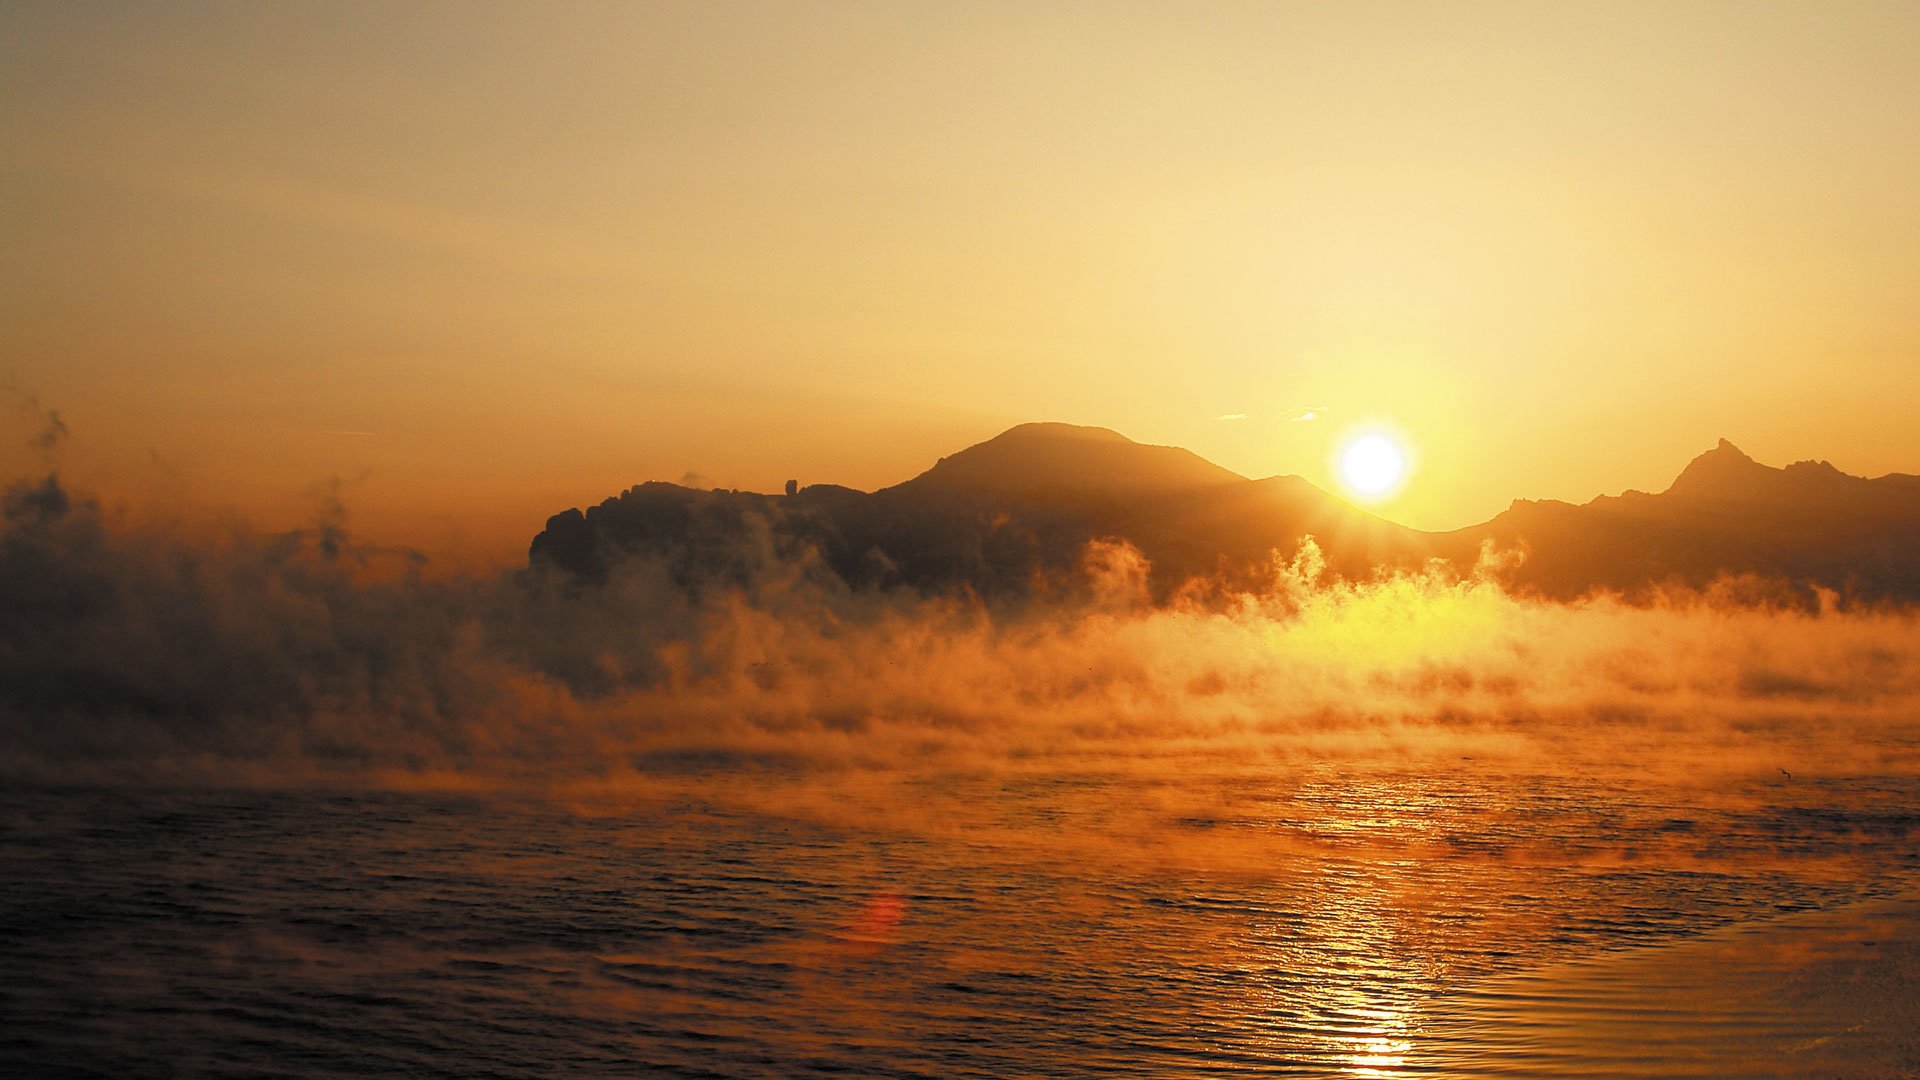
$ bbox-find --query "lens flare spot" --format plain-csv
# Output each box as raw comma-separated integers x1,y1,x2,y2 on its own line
838,893,907,947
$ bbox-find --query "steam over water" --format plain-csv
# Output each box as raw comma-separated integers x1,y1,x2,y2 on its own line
5,479,1920,1075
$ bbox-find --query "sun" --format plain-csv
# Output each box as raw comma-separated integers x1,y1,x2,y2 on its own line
1338,433,1407,500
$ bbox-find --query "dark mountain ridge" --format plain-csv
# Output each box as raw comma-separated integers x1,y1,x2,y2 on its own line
899,422,1246,497
1443,438,1920,601
530,424,1920,604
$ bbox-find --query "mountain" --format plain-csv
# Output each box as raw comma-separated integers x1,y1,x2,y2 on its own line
1439,439,1920,601
898,423,1245,497
529,426,1920,604
529,422,1428,599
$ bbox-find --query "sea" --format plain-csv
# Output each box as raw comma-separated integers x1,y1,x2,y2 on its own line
5,760,1917,1078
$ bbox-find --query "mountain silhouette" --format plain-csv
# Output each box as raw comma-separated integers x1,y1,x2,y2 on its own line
1441,439,1920,601
901,422,1245,496
530,425,1920,604
530,423,1427,599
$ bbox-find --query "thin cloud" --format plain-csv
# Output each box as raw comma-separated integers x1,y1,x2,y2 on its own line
1215,413,1249,422
1290,406,1329,423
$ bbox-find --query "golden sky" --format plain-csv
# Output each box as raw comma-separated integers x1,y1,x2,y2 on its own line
5,1,1918,561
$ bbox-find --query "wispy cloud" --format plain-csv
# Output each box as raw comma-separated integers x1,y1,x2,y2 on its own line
1290,406,1329,423
1215,413,1248,422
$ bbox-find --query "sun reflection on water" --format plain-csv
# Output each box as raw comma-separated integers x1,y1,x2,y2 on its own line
1232,817,1440,1075
1344,1028,1414,1076
1229,772,1528,1075
1315,991,1416,1076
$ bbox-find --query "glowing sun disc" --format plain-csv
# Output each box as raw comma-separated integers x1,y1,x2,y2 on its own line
1339,434,1406,498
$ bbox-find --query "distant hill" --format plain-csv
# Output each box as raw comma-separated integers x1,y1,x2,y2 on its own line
898,422,1245,497
529,425,1920,604
1439,438,1920,601
529,422,1428,599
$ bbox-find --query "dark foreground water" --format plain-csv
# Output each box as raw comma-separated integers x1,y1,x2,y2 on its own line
4,765,1918,1079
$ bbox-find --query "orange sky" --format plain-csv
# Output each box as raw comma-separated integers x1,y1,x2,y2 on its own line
5,2,1919,563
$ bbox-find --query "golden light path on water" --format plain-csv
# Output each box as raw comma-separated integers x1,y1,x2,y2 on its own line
1249,839,1425,1077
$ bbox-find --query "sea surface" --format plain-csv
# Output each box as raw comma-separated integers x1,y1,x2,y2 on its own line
4,763,1918,1078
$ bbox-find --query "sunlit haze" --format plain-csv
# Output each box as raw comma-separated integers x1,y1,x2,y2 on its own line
6,7,1920,1077
5,2,1920,559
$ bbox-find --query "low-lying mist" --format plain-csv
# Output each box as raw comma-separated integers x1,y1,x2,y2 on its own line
6,469,1920,841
